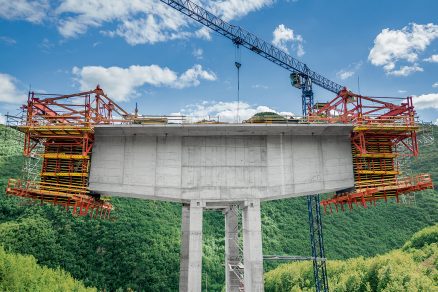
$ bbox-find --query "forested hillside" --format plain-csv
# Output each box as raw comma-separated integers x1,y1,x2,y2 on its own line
0,125,437,290
0,246,95,291
265,224,438,291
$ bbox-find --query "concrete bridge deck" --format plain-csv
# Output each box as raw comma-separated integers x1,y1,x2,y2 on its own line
89,124,355,202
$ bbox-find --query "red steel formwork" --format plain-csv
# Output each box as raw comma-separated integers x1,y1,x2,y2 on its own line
309,89,434,212
6,87,129,219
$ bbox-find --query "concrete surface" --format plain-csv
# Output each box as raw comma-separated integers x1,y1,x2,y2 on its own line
89,124,355,202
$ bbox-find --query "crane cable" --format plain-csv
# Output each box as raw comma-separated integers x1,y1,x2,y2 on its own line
235,44,241,123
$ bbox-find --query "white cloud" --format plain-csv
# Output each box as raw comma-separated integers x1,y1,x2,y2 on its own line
336,62,362,80
179,100,294,123
174,64,217,88
210,0,274,21
0,73,26,104
193,48,203,60
72,64,216,101
435,118,438,125
412,93,438,109
0,113,5,124
337,70,354,80
424,54,438,63
0,0,267,45
56,0,191,43
0,0,274,45
433,82,438,88
0,0,49,23
272,24,304,56
398,90,407,93
368,23,438,76
387,64,424,76
194,27,212,40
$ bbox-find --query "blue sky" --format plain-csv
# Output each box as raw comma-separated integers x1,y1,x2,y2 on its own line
0,0,438,123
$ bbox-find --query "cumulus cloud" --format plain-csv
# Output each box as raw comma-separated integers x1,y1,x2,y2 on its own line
433,82,438,88
412,93,438,109
0,73,26,104
336,61,362,80
0,0,272,45
387,64,424,76
72,64,216,101
424,54,438,63
210,0,274,21
178,100,295,123
0,113,5,124
272,24,304,56
0,0,49,23
368,23,438,76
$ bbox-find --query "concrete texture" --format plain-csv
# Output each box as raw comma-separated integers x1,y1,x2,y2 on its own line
89,124,355,202
88,123,355,291
242,200,264,291
179,200,204,292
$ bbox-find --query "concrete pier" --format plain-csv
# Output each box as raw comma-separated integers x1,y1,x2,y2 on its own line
242,200,264,291
179,200,204,291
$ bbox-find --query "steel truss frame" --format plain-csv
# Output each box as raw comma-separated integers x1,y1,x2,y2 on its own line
311,89,434,211
6,87,129,219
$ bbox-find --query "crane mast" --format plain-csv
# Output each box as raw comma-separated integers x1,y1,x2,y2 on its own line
159,0,344,116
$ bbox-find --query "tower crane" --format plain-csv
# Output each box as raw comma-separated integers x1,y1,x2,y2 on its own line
159,0,345,116
158,0,334,291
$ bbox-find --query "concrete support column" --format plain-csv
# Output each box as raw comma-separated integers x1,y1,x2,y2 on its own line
243,199,264,291
179,200,204,292
225,205,241,292
179,203,190,291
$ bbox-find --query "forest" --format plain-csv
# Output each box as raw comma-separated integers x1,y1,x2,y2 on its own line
0,124,437,291
265,224,438,291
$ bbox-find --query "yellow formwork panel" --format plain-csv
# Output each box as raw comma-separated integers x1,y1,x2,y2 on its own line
356,170,399,175
41,153,89,159
355,153,398,158
40,172,89,177
354,125,418,132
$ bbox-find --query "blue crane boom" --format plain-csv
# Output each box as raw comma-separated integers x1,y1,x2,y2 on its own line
159,0,344,115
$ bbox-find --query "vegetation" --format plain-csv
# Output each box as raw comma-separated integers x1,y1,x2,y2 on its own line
0,124,436,290
0,245,95,291
265,224,438,291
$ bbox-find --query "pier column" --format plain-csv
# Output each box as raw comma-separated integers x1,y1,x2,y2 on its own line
225,205,241,291
179,200,204,292
243,199,264,291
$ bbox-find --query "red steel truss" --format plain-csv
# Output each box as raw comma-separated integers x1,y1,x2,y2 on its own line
310,89,434,212
6,87,129,219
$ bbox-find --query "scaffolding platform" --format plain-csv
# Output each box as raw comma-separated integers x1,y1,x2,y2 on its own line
5,87,130,219
309,90,434,211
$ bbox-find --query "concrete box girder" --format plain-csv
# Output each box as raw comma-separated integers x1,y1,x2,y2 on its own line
89,124,355,202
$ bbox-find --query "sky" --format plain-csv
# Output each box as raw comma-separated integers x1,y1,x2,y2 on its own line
0,0,438,124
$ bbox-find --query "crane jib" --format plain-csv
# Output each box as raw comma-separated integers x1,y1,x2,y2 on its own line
159,0,344,95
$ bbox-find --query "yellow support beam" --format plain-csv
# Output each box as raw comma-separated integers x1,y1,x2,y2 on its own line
41,153,89,159
40,172,88,177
